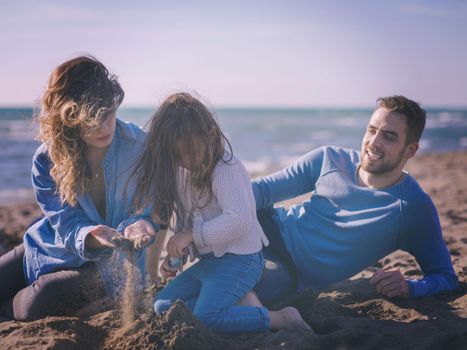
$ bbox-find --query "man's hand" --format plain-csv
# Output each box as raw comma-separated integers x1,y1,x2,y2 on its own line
86,225,119,249
370,269,410,298
123,219,156,249
166,229,193,258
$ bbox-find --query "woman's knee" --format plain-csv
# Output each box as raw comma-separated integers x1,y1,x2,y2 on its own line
12,278,57,321
12,270,83,321
12,291,42,321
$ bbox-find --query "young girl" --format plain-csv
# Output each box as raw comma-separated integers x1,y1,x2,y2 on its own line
0,56,157,320
133,92,309,333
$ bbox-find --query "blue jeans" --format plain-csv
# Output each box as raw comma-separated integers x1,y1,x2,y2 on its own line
253,208,299,306
154,252,269,333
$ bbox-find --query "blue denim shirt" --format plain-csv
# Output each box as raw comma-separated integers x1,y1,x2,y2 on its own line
23,119,156,297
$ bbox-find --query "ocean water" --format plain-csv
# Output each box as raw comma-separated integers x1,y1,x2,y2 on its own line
1,107,466,203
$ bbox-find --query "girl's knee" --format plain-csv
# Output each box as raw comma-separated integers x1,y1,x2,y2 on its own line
194,309,223,329
153,299,173,314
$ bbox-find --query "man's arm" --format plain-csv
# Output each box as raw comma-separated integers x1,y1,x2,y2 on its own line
252,147,326,209
400,194,459,298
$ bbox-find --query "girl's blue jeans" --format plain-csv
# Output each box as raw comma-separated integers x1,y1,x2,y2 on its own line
154,251,270,333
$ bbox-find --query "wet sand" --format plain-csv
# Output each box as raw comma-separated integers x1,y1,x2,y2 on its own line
0,152,466,349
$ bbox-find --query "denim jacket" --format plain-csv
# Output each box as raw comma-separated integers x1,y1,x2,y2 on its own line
23,119,156,297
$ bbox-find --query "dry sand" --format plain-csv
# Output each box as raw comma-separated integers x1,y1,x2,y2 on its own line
0,152,466,349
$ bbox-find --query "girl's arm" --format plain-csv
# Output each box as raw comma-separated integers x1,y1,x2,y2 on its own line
146,228,167,284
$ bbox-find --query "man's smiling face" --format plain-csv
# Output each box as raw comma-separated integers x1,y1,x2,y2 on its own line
360,107,411,175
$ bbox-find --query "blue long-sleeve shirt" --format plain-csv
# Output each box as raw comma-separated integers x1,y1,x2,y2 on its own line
23,119,157,297
253,146,458,298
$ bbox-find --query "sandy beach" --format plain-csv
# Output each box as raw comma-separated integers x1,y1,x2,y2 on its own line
0,151,466,349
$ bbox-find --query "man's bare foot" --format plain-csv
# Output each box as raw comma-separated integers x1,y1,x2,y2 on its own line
238,291,263,307
269,306,312,331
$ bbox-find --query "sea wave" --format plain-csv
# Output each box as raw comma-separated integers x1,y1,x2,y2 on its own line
1,107,466,203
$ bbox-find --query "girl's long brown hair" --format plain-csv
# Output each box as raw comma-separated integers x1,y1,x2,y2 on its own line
37,55,124,206
132,92,232,229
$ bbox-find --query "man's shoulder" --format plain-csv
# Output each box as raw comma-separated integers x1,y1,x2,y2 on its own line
315,145,360,173
400,175,436,210
320,145,360,160
399,175,442,245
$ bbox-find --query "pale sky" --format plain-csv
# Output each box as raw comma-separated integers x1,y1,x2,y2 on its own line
1,0,466,107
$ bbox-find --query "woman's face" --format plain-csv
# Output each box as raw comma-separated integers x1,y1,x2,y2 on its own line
80,112,117,149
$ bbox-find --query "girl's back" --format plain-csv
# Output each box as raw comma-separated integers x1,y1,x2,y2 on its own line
177,152,268,257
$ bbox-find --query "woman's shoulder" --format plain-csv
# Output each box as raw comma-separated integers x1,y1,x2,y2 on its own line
116,118,146,144
32,143,49,162
31,143,52,174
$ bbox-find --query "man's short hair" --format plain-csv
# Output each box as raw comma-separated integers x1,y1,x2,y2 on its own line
376,95,426,144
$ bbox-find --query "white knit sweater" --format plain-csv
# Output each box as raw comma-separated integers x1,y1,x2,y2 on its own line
176,153,269,257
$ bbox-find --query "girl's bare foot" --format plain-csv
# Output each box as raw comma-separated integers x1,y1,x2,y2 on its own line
238,291,312,332
269,306,312,331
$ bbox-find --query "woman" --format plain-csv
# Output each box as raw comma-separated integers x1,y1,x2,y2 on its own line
0,56,157,321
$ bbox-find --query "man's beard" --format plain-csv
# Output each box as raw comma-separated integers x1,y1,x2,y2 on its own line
361,147,406,175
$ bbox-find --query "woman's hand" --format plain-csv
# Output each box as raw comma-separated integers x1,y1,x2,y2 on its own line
166,229,193,257
123,219,157,249
86,225,119,249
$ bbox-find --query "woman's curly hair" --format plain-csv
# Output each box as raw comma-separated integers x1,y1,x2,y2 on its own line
37,55,124,206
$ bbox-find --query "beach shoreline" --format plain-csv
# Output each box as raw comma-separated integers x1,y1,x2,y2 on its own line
0,151,466,349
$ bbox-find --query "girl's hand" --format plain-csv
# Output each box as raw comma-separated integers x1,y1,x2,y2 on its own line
166,229,193,257
123,219,156,249
160,255,177,278
86,225,119,249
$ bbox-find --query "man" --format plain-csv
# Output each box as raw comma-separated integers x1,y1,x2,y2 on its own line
252,95,459,305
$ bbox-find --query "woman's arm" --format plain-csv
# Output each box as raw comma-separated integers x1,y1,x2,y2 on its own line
32,146,112,261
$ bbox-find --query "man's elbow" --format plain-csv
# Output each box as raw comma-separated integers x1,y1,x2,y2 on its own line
446,272,459,291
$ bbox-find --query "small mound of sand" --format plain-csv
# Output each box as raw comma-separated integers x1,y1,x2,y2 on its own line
104,301,228,350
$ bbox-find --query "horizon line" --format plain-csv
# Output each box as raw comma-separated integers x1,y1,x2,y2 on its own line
1,104,467,110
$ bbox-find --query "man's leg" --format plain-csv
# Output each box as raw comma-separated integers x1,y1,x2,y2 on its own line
253,249,297,305
11,262,107,321
254,208,299,306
